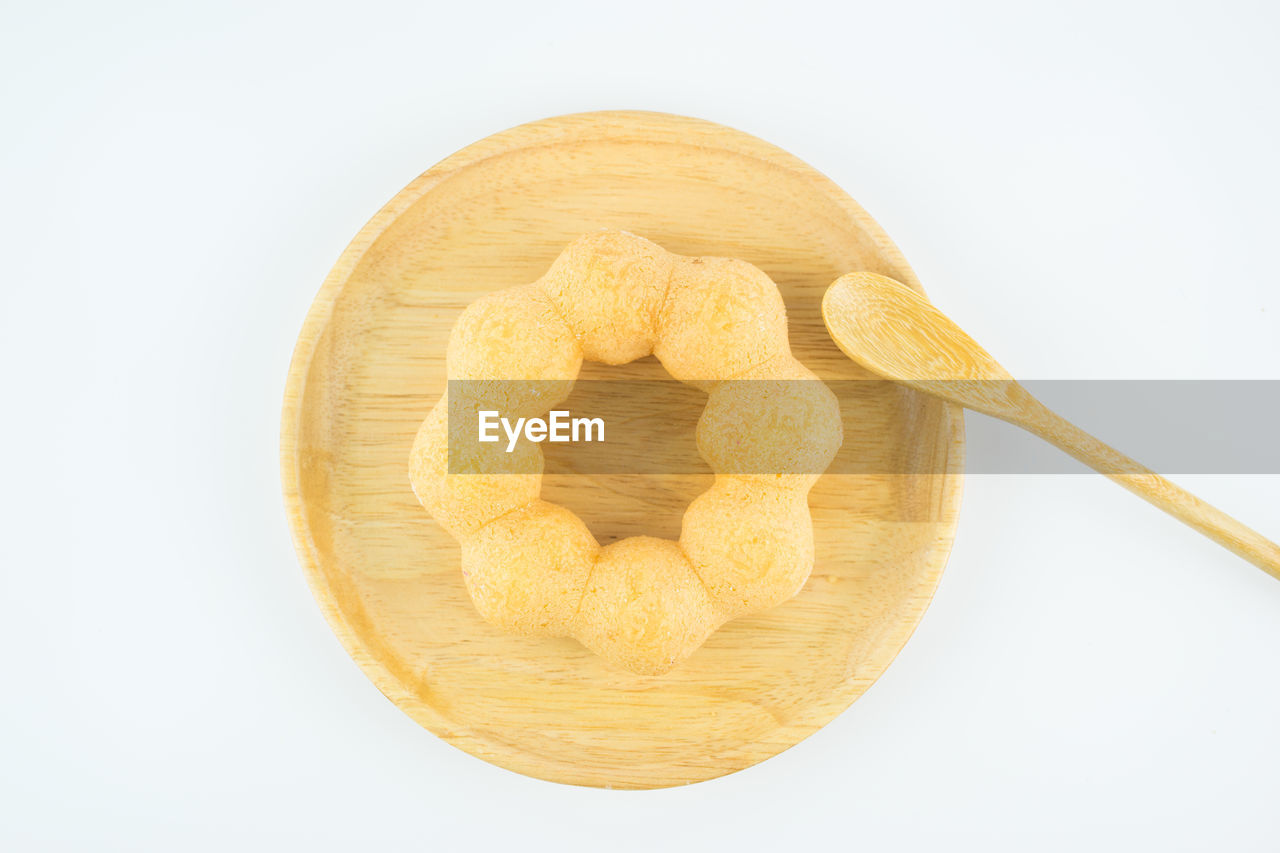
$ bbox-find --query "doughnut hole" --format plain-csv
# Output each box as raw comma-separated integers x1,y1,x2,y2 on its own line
696,356,843,490
681,477,815,617
574,537,721,675
409,396,543,538
461,500,599,637
446,283,582,415
654,256,789,389
538,230,674,365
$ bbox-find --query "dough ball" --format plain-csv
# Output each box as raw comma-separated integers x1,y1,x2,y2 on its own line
414,231,846,675
574,537,721,675
696,356,843,490
654,256,790,388
538,230,674,365
446,283,581,415
409,395,542,538
680,476,815,617
461,500,599,637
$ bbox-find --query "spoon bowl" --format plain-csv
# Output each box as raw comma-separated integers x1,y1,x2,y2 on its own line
823,271,1280,579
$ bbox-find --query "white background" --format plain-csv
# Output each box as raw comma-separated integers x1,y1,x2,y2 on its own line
3,1,1278,849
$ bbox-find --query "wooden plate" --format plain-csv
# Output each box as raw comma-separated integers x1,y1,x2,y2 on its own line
281,111,965,788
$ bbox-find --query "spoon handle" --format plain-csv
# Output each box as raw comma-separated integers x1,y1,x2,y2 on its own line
1013,393,1280,579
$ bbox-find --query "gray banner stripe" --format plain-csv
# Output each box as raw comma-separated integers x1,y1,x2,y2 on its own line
444,380,1280,475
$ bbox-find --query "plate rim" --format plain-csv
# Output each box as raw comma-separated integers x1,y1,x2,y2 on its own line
280,109,966,787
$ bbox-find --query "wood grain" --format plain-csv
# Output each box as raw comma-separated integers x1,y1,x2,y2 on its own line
825,271,1280,578
280,111,965,788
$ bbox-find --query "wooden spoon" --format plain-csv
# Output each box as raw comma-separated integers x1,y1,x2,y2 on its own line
822,271,1280,579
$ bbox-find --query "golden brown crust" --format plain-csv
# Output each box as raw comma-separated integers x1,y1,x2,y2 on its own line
408,394,542,538
446,283,582,415
654,256,789,389
574,537,722,676
537,231,674,365
679,477,816,618
696,356,843,491
461,500,599,637
410,230,843,674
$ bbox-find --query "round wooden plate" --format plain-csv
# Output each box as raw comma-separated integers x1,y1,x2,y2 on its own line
281,111,964,788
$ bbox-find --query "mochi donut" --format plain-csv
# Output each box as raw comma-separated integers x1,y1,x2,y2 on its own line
410,230,843,675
